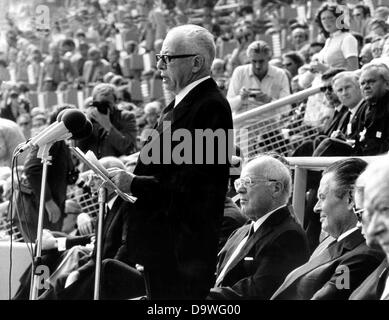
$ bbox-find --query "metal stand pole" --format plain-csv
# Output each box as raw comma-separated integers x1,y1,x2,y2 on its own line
30,144,52,300
94,186,107,300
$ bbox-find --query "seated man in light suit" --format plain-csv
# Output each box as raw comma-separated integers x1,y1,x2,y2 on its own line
208,155,310,299
349,157,389,300
271,158,385,300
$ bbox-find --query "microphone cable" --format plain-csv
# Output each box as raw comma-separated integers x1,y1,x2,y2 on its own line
8,150,35,299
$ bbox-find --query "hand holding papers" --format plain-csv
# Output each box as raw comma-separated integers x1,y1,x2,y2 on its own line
70,147,136,203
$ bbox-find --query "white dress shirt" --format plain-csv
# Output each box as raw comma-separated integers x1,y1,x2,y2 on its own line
215,205,286,286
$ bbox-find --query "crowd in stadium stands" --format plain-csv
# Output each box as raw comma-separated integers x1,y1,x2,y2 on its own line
1,0,389,300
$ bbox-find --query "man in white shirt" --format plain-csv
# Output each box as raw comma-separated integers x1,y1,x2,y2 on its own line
208,155,309,299
272,158,384,300
226,40,290,116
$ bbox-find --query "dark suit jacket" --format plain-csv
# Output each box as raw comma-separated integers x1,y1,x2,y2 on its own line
354,91,389,156
322,105,349,137
37,197,132,300
346,100,368,141
76,197,131,277
124,78,233,298
76,107,138,158
209,206,309,299
271,229,385,300
349,258,389,300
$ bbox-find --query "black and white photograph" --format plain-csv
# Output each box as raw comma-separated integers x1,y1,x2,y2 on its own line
0,0,389,315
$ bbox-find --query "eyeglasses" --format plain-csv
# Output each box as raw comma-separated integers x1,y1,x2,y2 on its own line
234,176,278,190
18,122,30,126
156,54,197,64
320,85,333,93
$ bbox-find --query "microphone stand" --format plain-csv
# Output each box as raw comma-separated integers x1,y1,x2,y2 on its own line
30,143,53,300
94,185,107,300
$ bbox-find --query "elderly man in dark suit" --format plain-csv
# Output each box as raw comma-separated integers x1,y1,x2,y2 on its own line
208,155,309,299
312,71,367,156
107,24,233,299
349,157,389,300
353,63,389,156
271,158,384,300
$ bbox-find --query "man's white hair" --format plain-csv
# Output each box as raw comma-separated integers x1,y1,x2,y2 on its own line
165,24,216,70
245,155,292,204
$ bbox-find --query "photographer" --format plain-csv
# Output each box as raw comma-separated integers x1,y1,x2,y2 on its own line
76,83,137,159
227,40,290,115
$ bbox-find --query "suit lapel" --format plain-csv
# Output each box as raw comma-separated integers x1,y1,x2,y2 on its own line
219,207,290,279
217,224,251,273
275,229,365,294
102,198,122,238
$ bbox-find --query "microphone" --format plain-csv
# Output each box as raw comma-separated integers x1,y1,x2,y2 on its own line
17,109,90,154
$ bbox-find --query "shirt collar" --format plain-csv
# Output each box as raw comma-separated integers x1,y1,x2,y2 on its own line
252,204,286,232
174,76,210,108
107,195,118,210
249,64,274,80
337,226,359,242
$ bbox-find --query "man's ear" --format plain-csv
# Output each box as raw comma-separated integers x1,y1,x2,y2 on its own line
347,189,355,210
272,181,283,198
192,55,204,73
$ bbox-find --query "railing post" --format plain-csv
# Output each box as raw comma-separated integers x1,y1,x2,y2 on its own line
292,165,307,226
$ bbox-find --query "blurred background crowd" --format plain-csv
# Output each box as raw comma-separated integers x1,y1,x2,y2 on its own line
1,0,389,300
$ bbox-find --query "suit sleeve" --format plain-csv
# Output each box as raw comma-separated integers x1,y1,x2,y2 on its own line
208,230,309,300
105,110,137,156
311,252,384,300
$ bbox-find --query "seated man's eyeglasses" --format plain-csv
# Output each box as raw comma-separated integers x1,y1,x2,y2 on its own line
234,176,278,190
156,54,197,64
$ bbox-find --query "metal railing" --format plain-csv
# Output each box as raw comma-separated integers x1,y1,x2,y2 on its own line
233,86,322,160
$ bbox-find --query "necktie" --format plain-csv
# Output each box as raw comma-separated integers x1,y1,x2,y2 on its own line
342,110,351,130
215,222,254,286
247,222,255,238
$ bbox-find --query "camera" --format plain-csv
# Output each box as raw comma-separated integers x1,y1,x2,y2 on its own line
90,100,110,114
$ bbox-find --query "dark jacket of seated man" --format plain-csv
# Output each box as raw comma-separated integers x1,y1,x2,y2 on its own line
271,228,385,300
353,91,389,156
208,205,310,299
349,258,389,300
39,197,131,300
